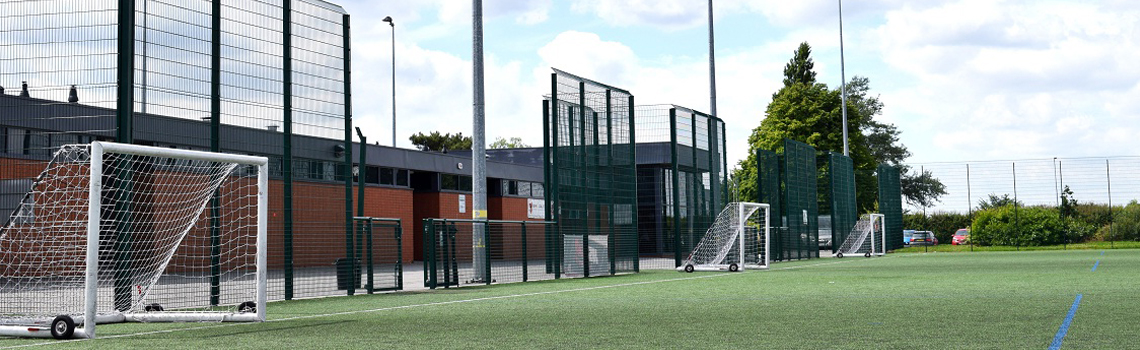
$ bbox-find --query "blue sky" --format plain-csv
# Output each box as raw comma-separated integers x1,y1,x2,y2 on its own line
334,0,1140,172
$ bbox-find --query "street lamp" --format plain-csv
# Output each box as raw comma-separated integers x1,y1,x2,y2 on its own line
382,16,395,147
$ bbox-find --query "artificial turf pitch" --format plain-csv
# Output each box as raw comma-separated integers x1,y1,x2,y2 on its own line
2,249,1136,349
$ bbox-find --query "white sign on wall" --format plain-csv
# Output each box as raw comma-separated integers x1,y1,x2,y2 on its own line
527,198,545,219
459,194,466,213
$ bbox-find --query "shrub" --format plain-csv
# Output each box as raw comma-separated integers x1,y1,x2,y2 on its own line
1098,201,1140,241
971,206,1069,246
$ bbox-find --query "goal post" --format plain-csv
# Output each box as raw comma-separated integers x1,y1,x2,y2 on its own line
677,202,770,272
834,214,884,258
0,142,268,339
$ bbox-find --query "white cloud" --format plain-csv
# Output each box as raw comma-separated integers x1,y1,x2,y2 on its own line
873,0,1140,162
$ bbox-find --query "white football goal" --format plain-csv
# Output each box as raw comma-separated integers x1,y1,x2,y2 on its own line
678,202,770,272
834,214,885,258
0,142,267,339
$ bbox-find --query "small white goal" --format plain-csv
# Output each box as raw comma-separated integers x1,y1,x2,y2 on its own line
833,214,885,258
0,142,268,339
677,202,770,273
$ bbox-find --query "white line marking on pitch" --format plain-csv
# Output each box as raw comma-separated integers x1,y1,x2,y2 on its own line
2,256,886,349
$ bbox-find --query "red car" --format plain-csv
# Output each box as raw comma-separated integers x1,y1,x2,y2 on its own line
951,229,970,245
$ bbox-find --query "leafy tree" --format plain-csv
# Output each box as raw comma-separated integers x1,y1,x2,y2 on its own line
733,42,943,213
489,137,529,149
409,131,472,152
1059,185,1077,218
977,193,1021,210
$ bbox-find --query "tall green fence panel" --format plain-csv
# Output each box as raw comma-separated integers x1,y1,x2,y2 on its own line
755,149,782,258
878,164,903,251
827,152,857,253
631,105,726,270
780,139,819,261
545,68,637,277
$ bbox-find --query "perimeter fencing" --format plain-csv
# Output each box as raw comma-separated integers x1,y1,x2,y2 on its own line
633,105,728,270
906,157,1140,246
423,219,555,288
0,1,394,304
543,68,639,277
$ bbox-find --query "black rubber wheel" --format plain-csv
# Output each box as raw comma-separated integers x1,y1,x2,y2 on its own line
728,263,739,272
836,252,844,258
50,315,75,340
239,301,257,313
684,264,695,273
865,252,872,258
144,303,164,312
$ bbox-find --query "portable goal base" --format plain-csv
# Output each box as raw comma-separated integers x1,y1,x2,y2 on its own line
677,202,771,273
0,142,268,339
833,214,886,258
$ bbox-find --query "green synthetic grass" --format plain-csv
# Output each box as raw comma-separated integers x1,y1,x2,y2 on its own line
896,240,1140,253
3,250,1137,349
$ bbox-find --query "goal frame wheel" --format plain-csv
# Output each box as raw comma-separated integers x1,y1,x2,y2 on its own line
239,301,257,313
728,263,739,272
684,264,695,273
144,303,164,312
865,252,872,258
50,315,75,340
836,252,844,258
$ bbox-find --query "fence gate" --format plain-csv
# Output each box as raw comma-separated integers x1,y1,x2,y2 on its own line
349,217,403,294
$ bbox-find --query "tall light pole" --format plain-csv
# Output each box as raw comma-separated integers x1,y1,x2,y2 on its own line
471,0,489,283
383,16,396,147
708,0,716,117
838,0,849,156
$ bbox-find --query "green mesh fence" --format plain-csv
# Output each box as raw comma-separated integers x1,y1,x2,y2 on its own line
781,139,819,261
544,68,638,277
628,105,727,270
878,164,903,251
828,152,857,253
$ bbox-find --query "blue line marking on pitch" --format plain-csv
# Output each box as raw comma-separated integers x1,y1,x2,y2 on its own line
1092,260,1100,272
1049,294,1083,350
1100,250,1105,256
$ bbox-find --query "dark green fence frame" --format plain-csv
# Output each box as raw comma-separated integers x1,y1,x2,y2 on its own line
878,164,904,251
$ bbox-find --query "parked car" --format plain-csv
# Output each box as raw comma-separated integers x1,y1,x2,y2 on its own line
910,231,936,246
818,215,832,249
952,229,970,245
903,230,916,245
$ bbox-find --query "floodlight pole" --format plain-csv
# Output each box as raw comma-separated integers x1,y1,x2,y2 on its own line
838,0,849,156
708,0,716,117
383,16,396,147
471,0,489,283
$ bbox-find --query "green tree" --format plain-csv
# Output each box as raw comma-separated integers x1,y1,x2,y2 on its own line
977,193,1021,210
409,131,472,152
781,42,817,88
734,42,935,213
1059,185,1077,218
489,137,529,149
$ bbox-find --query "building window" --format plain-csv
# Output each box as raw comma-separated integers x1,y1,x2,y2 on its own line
441,174,472,192
379,167,394,185
396,169,409,186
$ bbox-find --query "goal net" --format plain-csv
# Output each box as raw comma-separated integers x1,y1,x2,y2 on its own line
834,214,885,258
0,142,267,339
678,202,769,272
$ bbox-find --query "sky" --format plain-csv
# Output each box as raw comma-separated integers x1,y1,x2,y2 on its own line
333,0,1140,172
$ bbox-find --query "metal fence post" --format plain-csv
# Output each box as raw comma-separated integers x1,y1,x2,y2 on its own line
1107,159,1113,249
366,219,374,294
521,223,528,282
1013,162,1019,250
396,222,403,290
967,163,972,252
426,219,437,289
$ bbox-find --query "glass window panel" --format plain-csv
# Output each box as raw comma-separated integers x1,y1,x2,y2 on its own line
396,169,409,186
380,167,394,185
